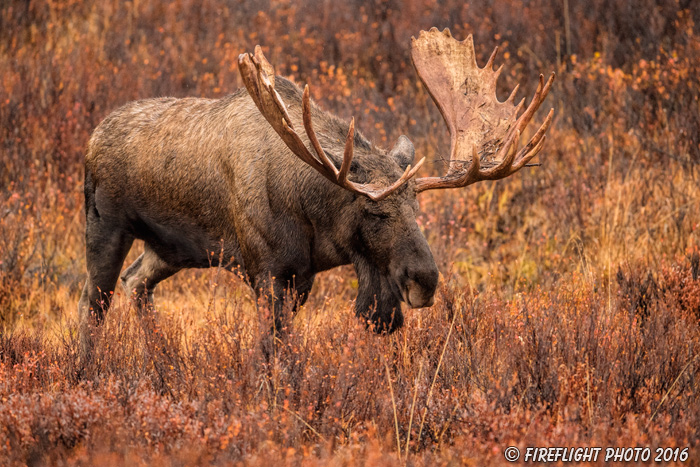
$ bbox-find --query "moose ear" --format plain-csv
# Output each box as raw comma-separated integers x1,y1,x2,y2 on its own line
389,135,415,170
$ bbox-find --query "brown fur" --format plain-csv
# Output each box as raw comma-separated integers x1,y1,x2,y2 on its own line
78,78,438,354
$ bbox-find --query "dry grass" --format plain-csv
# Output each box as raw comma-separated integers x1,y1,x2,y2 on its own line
2,0,700,465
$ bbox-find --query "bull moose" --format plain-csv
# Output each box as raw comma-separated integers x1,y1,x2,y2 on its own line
78,28,554,353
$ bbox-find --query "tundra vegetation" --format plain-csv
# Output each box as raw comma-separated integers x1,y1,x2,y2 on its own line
1,1,700,465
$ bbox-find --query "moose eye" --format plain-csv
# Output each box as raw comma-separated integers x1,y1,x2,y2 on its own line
365,209,390,220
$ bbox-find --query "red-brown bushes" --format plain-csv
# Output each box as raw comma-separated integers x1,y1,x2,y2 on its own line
2,267,699,465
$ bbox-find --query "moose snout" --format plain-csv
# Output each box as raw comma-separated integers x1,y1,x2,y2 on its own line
403,266,439,309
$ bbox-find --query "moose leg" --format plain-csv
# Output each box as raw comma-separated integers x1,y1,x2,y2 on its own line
255,274,313,332
120,246,180,314
253,273,313,358
78,227,134,359
120,246,180,354
119,247,182,386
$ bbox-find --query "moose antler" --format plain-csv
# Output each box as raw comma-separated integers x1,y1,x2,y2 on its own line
238,46,425,202
411,28,555,193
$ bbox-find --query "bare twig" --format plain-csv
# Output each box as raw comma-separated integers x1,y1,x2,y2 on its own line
384,358,402,462
405,360,424,456
648,355,698,426
280,405,328,443
416,306,458,446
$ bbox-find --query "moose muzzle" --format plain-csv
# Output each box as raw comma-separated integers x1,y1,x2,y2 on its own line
403,266,438,308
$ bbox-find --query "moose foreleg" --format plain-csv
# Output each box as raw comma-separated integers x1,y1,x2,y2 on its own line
253,273,314,357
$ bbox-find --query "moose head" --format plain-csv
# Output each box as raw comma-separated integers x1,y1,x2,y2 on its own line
237,28,554,331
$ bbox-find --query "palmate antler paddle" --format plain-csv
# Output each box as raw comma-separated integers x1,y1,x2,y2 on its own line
411,28,555,192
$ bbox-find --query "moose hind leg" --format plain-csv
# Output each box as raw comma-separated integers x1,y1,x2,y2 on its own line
120,246,181,377
120,246,180,315
78,226,134,358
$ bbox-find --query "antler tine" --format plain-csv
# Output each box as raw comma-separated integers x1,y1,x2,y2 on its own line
511,109,554,172
411,28,555,193
513,73,555,135
240,47,420,202
507,83,521,104
251,49,296,132
514,135,547,171
485,72,555,179
338,118,354,186
301,84,338,176
485,46,498,69
240,48,325,177
376,157,426,197
517,108,553,156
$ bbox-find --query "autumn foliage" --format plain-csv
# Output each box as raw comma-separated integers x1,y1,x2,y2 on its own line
1,0,700,465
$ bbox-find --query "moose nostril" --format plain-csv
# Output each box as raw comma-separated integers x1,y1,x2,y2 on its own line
405,267,439,308
405,273,437,309
414,266,438,295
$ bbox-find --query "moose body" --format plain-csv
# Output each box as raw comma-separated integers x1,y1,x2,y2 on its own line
79,77,437,348
79,29,554,354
